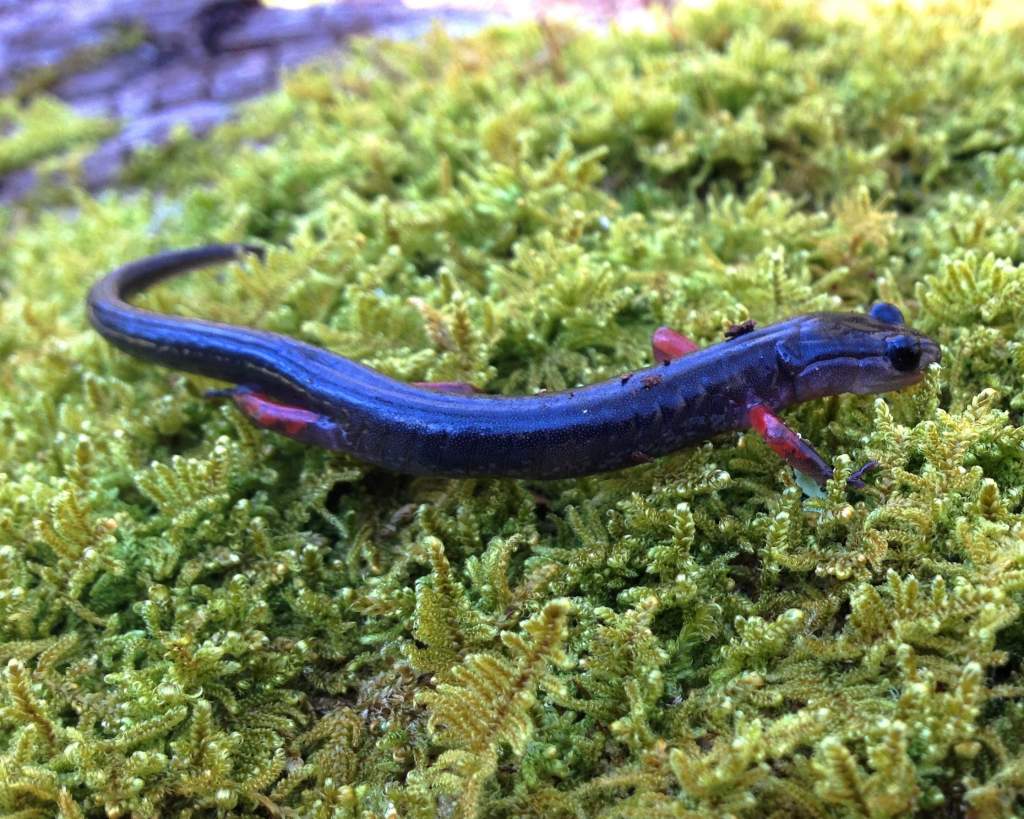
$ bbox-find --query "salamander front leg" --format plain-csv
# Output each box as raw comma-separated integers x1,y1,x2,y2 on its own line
206,387,347,450
747,404,878,489
652,326,700,363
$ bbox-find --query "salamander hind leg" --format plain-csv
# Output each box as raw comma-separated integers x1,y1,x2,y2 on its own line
206,387,348,450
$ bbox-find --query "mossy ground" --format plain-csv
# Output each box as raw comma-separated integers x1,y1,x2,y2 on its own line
3,2,1024,816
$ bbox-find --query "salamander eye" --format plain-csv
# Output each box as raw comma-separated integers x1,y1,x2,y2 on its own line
886,335,921,372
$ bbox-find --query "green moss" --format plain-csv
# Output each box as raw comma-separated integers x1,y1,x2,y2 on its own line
0,97,116,178
3,2,1024,815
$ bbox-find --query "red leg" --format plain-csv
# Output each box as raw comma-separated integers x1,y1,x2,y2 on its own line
207,388,347,450
412,381,481,395
652,326,700,363
747,404,877,489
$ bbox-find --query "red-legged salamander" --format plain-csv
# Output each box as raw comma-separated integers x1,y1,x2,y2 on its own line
87,244,941,485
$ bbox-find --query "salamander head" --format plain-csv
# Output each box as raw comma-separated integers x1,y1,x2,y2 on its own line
778,303,941,403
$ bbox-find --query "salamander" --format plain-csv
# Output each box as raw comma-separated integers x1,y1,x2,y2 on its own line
86,243,941,484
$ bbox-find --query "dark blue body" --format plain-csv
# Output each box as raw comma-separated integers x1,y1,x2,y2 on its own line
86,244,939,479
